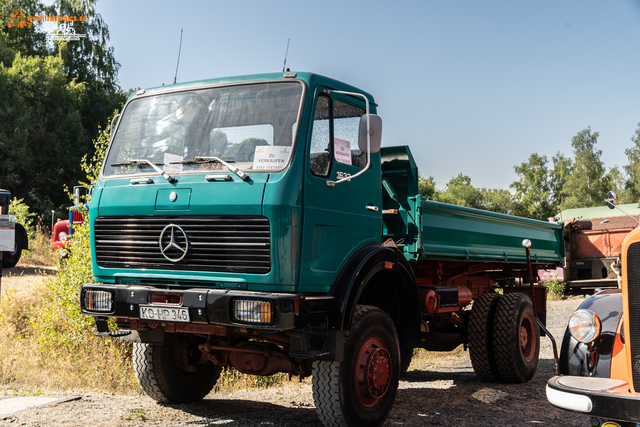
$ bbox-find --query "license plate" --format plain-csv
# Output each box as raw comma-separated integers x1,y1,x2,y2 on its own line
139,306,190,323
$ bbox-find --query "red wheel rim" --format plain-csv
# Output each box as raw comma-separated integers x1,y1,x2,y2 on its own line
520,313,536,362
354,337,391,407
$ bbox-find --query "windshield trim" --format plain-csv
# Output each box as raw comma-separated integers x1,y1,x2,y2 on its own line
100,79,307,181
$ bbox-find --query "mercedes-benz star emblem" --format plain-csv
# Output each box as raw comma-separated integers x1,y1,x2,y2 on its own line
159,224,189,262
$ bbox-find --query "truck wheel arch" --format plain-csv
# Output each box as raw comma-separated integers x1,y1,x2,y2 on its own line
330,244,421,348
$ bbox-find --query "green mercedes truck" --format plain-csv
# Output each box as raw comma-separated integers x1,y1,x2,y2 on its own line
81,72,564,427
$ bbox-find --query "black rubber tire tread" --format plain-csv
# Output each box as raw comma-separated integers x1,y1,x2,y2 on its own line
2,239,22,268
399,347,413,375
133,333,221,403
312,360,345,427
133,342,166,402
468,293,502,381
311,305,400,427
492,292,540,383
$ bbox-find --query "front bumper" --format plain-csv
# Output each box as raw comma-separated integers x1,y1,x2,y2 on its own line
547,375,640,423
81,283,330,331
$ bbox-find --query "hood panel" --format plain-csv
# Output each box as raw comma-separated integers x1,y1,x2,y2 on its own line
98,174,267,217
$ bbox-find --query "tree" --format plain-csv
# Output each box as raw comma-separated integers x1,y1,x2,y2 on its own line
438,174,483,209
510,153,554,220
624,123,640,203
604,166,626,203
550,152,571,212
481,188,514,215
418,175,438,200
0,0,126,219
0,0,51,66
561,127,608,210
51,0,125,142
0,53,86,217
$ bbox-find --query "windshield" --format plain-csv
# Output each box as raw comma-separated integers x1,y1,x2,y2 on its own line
102,81,304,178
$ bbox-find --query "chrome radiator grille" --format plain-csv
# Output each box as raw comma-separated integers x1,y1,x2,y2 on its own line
627,242,640,390
94,216,270,274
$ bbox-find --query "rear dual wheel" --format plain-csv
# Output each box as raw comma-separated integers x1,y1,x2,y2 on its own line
312,305,400,427
469,292,539,383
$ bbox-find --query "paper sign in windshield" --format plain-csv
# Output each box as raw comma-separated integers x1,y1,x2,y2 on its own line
0,215,15,252
252,146,290,170
334,138,352,165
163,153,183,173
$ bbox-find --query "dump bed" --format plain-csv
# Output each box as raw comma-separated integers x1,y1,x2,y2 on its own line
380,146,564,266
418,200,564,265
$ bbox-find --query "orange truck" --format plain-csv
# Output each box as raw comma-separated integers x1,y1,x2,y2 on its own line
547,192,640,427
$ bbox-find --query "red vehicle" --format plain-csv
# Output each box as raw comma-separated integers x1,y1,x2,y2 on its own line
51,186,87,254
51,207,84,251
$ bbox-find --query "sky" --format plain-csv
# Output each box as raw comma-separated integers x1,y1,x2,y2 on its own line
46,0,640,191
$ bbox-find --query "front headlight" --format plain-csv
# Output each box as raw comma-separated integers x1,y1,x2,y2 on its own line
84,290,113,312
58,231,68,242
232,299,273,325
569,309,602,343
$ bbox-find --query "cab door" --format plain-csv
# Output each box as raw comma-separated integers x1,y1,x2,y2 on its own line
299,89,382,292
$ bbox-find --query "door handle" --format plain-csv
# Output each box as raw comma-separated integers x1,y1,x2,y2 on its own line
366,205,379,212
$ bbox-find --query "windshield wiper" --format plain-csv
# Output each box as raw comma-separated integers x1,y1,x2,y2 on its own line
172,157,249,181
110,159,177,183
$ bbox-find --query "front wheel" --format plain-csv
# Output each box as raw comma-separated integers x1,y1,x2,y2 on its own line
312,305,400,427
493,293,540,383
133,332,221,403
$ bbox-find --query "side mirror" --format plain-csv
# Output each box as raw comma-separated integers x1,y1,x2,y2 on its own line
605,191,617,209
73,186,87,205
358,114,382,154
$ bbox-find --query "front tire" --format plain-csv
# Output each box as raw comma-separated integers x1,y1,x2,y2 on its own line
312,305,400,427
133,332,221,403
493,293,540,383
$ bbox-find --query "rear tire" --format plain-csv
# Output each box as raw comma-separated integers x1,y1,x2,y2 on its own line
493,293,540,383
2,239,22,268
133,332,221,403
312,305,400,427
468,293,502,381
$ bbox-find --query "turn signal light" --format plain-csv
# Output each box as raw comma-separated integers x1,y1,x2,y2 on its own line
232,299,273,325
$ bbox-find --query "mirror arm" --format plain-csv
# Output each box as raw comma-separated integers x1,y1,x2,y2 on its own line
604,192,639,228
610,203,639,228
324,90,371,186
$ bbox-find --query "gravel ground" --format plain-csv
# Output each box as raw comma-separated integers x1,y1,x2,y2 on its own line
0,296,592,427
